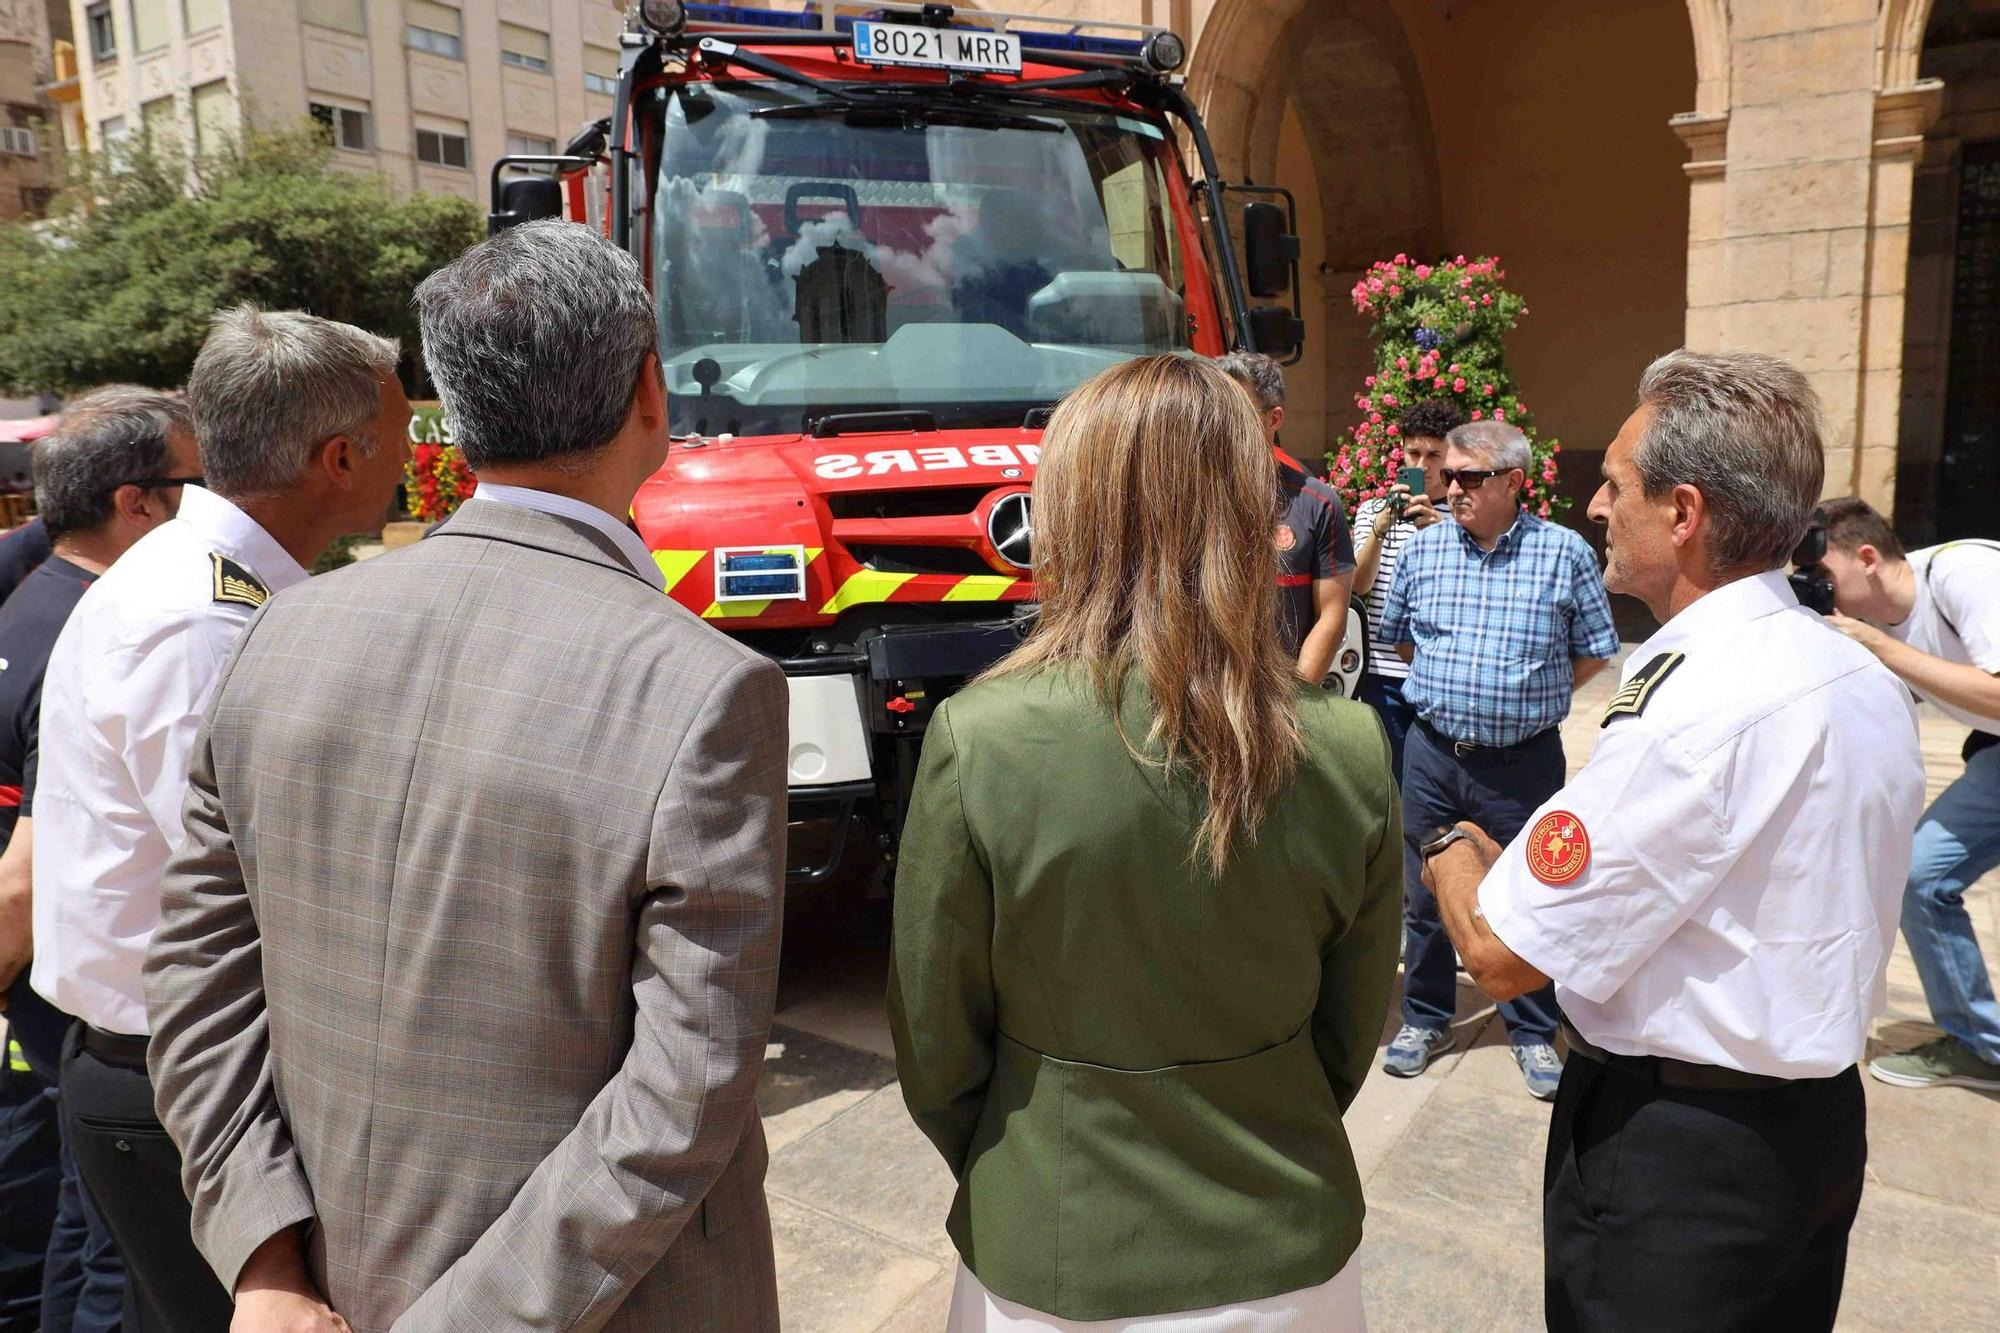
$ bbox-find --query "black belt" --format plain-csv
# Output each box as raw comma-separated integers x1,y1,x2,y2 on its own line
1417,718,1556,760
1559,1023,1797,1093
81,1025,150,1068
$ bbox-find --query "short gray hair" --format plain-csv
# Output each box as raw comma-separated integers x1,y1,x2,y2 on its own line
1214,350,1285,410
1634,349,1824,572
1446,420,1531,473
187,306,401,497
415,220,657,468
32,386,193,539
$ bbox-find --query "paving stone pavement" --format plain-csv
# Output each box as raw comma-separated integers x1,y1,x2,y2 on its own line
762,652,2000,1332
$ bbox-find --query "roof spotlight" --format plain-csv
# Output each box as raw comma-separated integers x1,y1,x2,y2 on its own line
1144,31,1186,73
638,0,686,37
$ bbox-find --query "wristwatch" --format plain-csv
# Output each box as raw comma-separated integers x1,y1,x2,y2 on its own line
1419,824,1471,861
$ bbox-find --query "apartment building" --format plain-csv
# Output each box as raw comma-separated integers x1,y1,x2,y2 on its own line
66,0,628,205
0,0,69,218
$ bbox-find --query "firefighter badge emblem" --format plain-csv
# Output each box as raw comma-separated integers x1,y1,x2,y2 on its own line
1526,810,1590,886
1273,524,1296,552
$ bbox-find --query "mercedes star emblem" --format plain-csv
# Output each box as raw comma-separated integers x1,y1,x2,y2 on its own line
987,491,1033,569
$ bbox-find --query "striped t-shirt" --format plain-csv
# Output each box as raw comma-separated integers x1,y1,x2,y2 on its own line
1352,496,1416,679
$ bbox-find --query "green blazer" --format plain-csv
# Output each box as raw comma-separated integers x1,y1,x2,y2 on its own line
887,667,1402,1321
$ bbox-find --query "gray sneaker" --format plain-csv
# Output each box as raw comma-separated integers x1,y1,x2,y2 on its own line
1868,1036,2000,1090
1513,1041,1564,1100
1382,1024,1456,1077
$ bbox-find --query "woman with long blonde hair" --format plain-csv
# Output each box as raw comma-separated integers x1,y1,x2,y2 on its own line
888,354,1402,1330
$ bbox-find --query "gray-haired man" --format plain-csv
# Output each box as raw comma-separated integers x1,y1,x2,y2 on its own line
32,311,409,1330
146,220,787,1331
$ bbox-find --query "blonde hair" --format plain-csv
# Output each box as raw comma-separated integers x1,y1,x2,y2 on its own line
985,354,1305,875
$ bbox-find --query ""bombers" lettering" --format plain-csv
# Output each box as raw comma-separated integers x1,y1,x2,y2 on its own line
813,444,1042,480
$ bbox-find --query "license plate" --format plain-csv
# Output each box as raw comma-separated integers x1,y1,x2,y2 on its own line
852,21,1022,74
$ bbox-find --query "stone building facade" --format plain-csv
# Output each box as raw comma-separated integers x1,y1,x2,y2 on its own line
50,0,1999,534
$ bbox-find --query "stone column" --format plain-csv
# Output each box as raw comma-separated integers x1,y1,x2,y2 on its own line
1673,1,1940,515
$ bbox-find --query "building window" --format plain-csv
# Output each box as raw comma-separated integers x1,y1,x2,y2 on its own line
415,127,468,169
300,0,365,34
130,0,171,54
310,101,371,151
506,132,554,157
584,46,617,97
498,23,550,73
405,1,462,59
140,96,175,144
191,80,233,153
584,71,616,96
86,3,117,61
183,0,222,34
0,125,37,157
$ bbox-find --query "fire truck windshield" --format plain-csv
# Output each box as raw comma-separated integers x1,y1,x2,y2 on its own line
654,84,1192,436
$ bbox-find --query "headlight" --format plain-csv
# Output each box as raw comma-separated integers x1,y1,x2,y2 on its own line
1144,31,1186,73
637,0,686,37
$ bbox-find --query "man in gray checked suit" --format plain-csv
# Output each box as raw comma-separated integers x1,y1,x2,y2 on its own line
143,221,787,1332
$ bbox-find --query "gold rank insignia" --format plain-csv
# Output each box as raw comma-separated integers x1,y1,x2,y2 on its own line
210,553,270,608
1602,651,1684,727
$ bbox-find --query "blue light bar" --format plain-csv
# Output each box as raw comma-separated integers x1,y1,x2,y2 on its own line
681,4,1151,60
716,547,807,601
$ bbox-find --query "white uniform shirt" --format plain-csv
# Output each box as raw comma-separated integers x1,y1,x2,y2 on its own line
31,487,308,1035
1884,542,2000,733
461,482,665,591
1478,571,1927,1078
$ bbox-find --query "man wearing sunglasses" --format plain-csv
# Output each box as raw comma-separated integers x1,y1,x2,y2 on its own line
1376,420,1618,1099
0,386,196,1333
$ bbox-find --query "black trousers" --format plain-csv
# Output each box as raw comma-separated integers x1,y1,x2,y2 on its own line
1544,1054,1866,1332
58,1028,231,1333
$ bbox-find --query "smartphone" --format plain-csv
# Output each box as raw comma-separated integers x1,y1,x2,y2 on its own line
1394,465,1427,512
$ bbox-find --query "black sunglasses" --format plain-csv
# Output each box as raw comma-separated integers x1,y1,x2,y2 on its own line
1440,467,1513,490
128,475,205,491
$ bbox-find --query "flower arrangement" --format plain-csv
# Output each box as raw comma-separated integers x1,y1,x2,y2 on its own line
1329,254,1566,520
403,403,476,522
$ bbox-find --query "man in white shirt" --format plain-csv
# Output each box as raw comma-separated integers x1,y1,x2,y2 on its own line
1419,351,1925,1331
31,307,409,1331
1815,496,2000,1091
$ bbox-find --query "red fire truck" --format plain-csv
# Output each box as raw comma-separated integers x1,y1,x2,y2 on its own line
489,0,1357,884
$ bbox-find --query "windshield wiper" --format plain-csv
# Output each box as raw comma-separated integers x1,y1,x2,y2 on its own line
754,97,1061,133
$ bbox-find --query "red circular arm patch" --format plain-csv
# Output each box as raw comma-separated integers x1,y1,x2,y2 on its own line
1526,810,1591,886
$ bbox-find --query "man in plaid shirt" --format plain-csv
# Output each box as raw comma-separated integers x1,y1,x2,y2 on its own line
1378,420,1618,1099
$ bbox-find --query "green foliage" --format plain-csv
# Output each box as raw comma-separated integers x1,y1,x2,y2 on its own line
0,126,482,395
1329,254,1567,521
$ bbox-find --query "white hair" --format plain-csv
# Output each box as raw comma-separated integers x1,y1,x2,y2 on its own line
1446,419,1531,473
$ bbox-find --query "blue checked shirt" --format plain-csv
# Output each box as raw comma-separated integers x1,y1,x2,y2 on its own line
1377,510,1619,746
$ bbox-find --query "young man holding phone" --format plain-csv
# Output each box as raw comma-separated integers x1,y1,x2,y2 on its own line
1351,398,1460,777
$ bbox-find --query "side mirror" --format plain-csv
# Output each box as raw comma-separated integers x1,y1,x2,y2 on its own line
488,175,564,236
1249,306,1304,359
1242,201,1299,299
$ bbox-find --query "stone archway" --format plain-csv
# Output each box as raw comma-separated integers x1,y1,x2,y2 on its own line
1185,0,1697,482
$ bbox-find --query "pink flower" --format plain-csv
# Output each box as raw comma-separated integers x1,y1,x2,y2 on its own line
1369,278,1384,292
1415,264,1431,278
1449,362,1460,373
1538,501,1552,518
1494,409,1506,421
1383,394,1398,407
1453,377,1467,392
1389,448,1403,462
1470,409,1483,420
1357,450,1371,466
1386,424,1400,436
1480,293,1493,306
1369,412,1382,423
1394,252,1409,265
1484,384,1496,396
1433,376,1447,389
1396,357,1407,369
1459,276,1473,289
1365,375,1376,387
1389,285,1402,296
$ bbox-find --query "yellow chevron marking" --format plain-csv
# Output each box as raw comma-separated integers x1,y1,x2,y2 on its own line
653,549,706,594
821,570,915,615
942,575,1020,603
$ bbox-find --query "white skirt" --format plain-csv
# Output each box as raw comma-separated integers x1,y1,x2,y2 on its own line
945,1257,1366,1333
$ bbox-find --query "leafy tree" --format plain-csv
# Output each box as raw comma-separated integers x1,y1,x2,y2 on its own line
0,126,482,395
1329,254,1568,520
